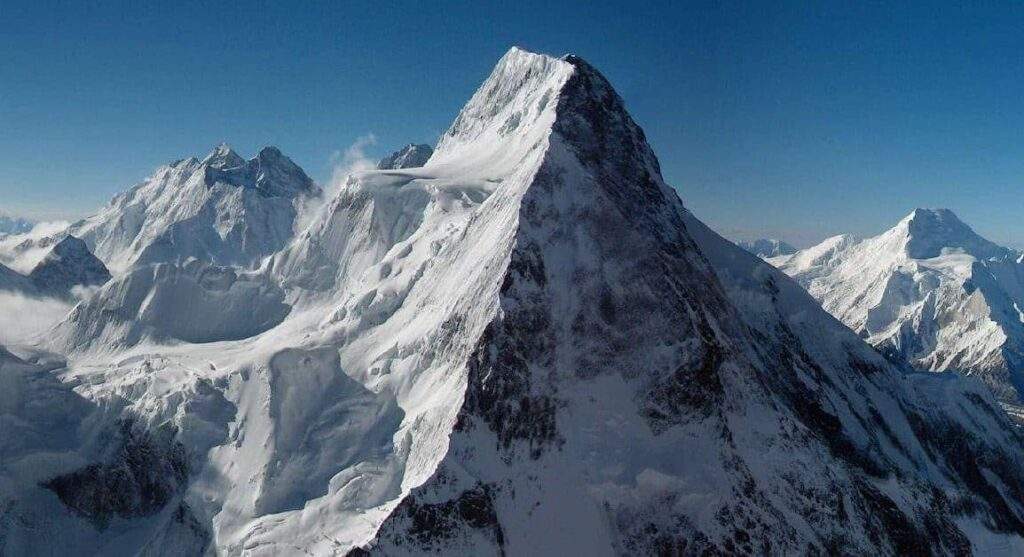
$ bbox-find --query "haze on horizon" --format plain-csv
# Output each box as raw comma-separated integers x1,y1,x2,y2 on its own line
1,1,1022,248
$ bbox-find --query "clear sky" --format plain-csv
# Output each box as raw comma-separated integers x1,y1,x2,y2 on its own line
2,1,1022,247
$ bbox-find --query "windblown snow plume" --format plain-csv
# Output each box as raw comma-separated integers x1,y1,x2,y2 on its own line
3,49,1024,556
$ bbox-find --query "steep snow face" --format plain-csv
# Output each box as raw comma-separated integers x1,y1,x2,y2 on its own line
28,235,110,297
774,209,1024,407
7,49,1024,557
377,144,434,169
738,238,797,258
67,145,318,273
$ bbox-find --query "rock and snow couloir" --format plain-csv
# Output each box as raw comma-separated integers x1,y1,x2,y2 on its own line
3,49,1024,556
772,208,1024,411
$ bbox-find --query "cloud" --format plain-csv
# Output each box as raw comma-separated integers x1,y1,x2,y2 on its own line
294,134,378,234
328,133,378,193
0,291,71,346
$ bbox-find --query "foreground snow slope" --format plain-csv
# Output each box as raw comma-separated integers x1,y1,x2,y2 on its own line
772,209,1024,410
2,49,1024,556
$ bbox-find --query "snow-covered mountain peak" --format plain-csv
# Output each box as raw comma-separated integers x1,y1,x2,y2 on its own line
202,144,315,199
889,207,1012,260
27,235,110,297
430,47,574,167
0,213,34,236
68,144,318,272
10,48,1024,556
738,238,797,259
202,142,245,169
774,209,1024,409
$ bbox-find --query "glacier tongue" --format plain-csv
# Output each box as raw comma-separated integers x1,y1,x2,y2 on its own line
5,48,1024,557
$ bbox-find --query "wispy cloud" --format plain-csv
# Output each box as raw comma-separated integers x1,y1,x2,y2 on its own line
295,134,379,234
0,291,71,345
327,133,378,194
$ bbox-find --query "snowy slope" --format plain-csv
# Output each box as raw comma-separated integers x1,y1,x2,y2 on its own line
738,238,797,258
67,145,319,273
2,48,1024,557
773,209,1024,408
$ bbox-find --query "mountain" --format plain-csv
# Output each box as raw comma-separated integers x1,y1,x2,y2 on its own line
4,49,1024,556
28,235,111,297
377,143,434,169
66,144,319,273
0,214,33,236
771,208,1024,412
738,238,797,258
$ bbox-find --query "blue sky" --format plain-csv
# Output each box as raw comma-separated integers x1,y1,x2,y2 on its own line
1,1,1022,247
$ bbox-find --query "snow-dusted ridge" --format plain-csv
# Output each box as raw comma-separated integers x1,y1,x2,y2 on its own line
772,208,1024,410
3,49,1024,555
